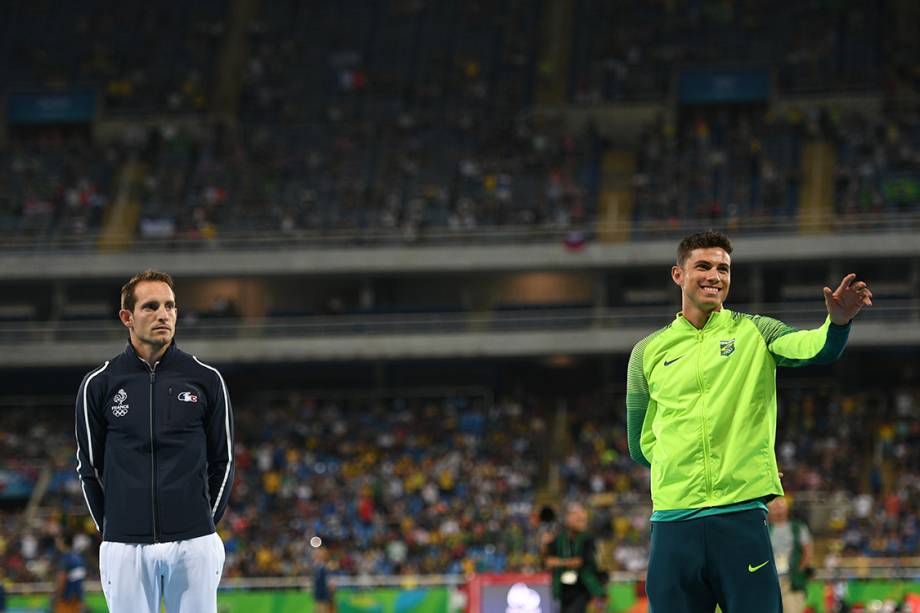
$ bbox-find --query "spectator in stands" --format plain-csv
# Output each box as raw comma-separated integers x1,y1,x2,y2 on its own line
53,532,86,613
769,496,813,613
544,502,606,613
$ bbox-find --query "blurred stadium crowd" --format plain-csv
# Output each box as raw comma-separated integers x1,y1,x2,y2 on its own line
4,104,918,243
633,107,920,229
2,0,918,243
2,384,919,583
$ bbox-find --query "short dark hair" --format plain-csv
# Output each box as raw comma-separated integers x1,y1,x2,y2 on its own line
676,230,733,267
120,270,175,311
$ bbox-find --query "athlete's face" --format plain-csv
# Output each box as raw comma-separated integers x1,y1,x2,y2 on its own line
120,281,177,350
672,247,731,313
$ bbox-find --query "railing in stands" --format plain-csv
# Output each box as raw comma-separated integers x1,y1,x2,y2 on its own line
0,212,918,253
0,302,915,343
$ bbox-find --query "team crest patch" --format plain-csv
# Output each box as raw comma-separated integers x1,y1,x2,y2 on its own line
720,338,736,357
111,388,130,417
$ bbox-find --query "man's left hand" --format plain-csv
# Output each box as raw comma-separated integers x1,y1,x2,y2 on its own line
823,273,872,325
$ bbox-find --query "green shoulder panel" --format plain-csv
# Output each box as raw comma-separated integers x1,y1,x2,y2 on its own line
733,311,798,347
626,324,670,468
735,312,850,367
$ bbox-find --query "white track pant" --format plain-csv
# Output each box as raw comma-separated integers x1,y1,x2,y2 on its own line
100,532,225,613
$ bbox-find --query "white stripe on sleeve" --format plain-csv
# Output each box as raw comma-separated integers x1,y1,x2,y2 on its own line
75,361,109,531
193,356,233,516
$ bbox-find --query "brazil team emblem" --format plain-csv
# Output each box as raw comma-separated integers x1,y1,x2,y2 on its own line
720,338,735,357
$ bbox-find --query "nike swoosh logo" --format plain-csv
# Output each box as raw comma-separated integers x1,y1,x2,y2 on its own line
748,561,769,573
663,356,683,366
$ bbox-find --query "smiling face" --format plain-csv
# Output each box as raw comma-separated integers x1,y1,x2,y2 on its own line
119,280,177,354
672,247,731,315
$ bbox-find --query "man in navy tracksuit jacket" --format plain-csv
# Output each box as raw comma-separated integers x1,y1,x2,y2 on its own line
75,270,234,613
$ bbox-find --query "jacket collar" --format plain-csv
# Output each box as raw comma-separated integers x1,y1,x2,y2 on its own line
124,339,178,371
674,307,732,331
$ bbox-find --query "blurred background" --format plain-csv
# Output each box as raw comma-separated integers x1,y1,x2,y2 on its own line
0,0,918,611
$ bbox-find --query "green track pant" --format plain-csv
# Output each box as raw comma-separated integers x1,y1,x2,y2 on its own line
647,509,782,613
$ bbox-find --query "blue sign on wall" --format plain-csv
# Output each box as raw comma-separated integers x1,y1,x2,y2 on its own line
679,70,771,104
7,91,96,124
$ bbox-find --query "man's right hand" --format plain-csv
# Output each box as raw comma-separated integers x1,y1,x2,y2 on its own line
823,273,872,325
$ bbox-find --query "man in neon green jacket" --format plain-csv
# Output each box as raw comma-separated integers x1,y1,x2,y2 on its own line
626,230,872,612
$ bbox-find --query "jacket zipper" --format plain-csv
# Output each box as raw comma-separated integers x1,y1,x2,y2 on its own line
696,329,714,501
149,364,160,542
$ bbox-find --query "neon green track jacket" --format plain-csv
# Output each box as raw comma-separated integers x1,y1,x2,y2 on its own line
626,308,850,512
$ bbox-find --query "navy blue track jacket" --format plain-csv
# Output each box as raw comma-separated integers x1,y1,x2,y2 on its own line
75,341,234,543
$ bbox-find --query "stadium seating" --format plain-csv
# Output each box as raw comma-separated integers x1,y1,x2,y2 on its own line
631,107,805,230
3,385,919,583
570,0,882,103
834,110,920,218
0,137,115,243
1,1,914,247
2,391,550,580
0,1,226,113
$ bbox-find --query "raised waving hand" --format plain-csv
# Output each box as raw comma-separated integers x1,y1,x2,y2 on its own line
824,273,872,325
